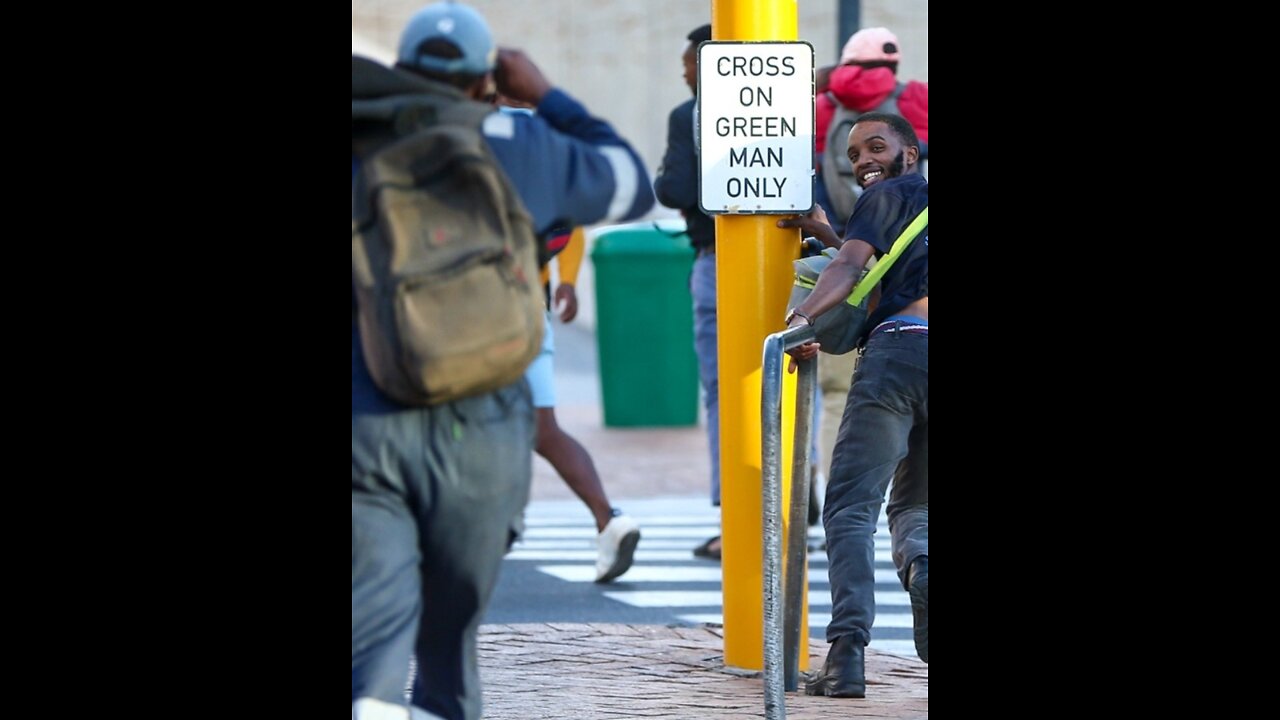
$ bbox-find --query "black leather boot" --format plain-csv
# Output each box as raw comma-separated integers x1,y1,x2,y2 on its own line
804,634,865,697
908,556,928,664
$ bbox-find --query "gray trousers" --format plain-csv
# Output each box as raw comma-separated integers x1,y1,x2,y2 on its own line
352,381,534,720
823,330,928,645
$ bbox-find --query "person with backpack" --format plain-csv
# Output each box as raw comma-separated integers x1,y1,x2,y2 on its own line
816,27,928,231
351,3,655,719
779,112,929,698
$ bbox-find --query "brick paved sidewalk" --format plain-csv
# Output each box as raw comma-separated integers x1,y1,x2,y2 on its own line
478,623,928,719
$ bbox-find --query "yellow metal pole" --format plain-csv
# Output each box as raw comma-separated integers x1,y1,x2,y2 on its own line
711,0,807,671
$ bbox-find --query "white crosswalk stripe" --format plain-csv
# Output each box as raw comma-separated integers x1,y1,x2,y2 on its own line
509,496,919,659
598,590,911,607
534,564,902,584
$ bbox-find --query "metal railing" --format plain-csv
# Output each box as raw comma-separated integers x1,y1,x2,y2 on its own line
760,324,817,720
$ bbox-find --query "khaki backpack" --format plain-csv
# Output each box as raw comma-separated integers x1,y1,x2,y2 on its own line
352,57,544,406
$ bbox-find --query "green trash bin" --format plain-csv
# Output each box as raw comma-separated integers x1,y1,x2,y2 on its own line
591,224,699,427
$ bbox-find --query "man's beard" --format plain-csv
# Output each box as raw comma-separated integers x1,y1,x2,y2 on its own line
886,150,905,178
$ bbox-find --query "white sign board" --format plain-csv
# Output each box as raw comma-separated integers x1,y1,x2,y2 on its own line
698,41,814,215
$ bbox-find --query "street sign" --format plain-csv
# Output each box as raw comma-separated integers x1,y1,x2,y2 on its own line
697,41,814,215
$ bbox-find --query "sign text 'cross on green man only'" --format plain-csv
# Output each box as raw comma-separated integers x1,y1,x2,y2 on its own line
697,41,814,215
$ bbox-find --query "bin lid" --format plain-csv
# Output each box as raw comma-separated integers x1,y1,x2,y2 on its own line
591,226,694,257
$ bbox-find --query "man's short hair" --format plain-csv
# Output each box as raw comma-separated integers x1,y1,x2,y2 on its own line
854,112,919,151
688,24,712,45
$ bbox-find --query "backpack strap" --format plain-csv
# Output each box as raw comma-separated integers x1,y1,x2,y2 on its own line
874,82,905,112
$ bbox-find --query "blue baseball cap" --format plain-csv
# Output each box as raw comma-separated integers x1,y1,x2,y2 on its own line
397,1,497,76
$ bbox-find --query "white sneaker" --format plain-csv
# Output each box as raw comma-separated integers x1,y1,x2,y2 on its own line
595,513,641,583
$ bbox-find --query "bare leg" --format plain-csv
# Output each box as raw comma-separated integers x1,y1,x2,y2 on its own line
535,407,612,531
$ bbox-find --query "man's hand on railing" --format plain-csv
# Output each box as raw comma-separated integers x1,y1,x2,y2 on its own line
783,317,819,374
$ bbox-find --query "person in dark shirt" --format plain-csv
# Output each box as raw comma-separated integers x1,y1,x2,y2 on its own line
779,112,928,698
654,23,725,559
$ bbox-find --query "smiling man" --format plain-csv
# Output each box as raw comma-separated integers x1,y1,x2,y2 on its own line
777,111,929,698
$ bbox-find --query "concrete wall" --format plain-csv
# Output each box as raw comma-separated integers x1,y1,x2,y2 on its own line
353,1,928,328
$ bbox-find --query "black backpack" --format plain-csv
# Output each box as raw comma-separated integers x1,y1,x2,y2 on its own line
352,56,544,406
